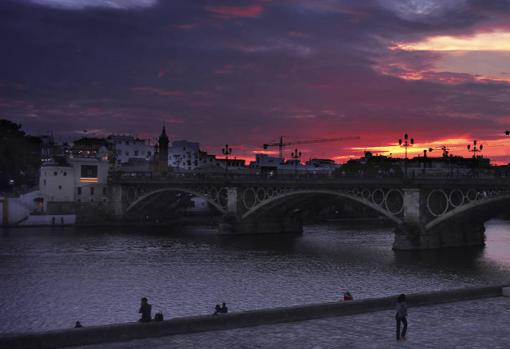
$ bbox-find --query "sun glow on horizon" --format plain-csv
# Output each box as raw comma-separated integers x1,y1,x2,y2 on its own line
395,31,510,52
348,136,510,164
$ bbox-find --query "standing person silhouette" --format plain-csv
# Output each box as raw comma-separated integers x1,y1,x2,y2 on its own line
395,294,408,340
139,297,152,322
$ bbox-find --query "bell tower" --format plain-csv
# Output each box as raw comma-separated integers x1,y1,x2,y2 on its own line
158,126,169,174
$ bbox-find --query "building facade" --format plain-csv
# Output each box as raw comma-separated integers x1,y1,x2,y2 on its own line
107,135,153,165
39,156,110,212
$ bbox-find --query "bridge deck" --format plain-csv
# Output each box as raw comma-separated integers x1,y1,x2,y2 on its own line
111,174,510,187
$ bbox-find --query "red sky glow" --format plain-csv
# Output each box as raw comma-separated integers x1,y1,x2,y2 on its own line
1,0,510,164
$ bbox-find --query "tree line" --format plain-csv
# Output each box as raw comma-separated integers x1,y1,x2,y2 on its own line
0,119,41,193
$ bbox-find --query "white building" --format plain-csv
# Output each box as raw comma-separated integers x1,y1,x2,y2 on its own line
107,135,153,165
305,158,339,175
39,161,74,202
39,156,110,210
250,154,338,175
168,140,215,171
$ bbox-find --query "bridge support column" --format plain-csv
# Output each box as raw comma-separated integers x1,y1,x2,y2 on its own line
393,188,486,250
393,188,427,250
226,187,238,215
110,185,125,218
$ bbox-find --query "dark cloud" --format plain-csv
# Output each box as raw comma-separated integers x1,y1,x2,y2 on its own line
1,0,510,161
23,0,158,10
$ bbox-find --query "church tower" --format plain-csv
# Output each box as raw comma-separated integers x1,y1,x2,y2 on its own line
158,126,169,174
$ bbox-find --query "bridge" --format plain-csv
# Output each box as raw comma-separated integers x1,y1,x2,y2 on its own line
109,174,510,250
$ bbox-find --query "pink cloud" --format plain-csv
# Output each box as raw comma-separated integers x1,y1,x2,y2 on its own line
206,5,263,19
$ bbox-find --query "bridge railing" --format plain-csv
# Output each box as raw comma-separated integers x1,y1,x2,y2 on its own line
108,170,510,186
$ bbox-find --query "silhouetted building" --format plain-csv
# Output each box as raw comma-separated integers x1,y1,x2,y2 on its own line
157,127,169,174
71,138,111,160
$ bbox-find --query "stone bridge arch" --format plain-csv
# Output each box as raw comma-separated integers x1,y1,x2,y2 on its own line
393,187,510,250
125,187,228,215
425,193,510,232
218,186,410,237
240,189,404,226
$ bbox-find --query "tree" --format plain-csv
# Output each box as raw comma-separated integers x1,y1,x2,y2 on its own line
0,119,41,192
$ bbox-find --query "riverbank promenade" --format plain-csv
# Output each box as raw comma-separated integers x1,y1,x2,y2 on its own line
72,296,510,349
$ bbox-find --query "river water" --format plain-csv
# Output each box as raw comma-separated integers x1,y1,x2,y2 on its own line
1,220,510,334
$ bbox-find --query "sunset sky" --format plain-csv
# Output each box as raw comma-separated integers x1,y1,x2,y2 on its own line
1,0,510,163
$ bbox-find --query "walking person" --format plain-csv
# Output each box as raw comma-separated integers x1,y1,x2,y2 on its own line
395,294,408,340
138,297,152,322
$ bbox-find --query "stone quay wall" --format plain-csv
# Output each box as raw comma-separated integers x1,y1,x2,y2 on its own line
0,285,506,349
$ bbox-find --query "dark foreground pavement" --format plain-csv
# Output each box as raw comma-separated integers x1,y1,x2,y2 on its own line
72,297,510,349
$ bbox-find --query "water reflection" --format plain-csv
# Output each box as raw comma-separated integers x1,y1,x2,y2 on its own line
0,220,509,334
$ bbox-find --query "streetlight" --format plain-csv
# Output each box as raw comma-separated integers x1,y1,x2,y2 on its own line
439,146,453,176
440,145,450,158
398,134,414,178
290,148,301,177
467,140,483,158
467,140,483,177
222,144,232,177
422,148,433,175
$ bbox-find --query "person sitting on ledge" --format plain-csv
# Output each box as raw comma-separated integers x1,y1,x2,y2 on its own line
139,297,152,322
343,291,353,301
220,302,228,314
74,321,83,328
213,304,222,315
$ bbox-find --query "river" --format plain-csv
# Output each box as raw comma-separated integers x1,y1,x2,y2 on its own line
1,220,510,334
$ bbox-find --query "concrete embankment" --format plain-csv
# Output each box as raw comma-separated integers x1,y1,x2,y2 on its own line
0,285,506,349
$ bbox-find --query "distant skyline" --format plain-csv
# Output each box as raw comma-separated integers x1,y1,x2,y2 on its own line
1,0,510,163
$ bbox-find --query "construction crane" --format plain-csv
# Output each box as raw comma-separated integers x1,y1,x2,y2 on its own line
263,136,360,159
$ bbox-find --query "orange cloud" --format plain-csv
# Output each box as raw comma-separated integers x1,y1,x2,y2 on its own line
395,31,510,52
385,31,510,83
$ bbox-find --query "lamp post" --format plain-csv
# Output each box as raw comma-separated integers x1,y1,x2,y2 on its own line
467,140,483,158
438,146,453,177
290,148,301,177
222,144,232,178
422,148,433,175
467,140,483,177
440,145,450,158
398,134,414,178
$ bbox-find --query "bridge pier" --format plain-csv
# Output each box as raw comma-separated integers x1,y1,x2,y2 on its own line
393,222,485,250
110,185,125,218
392,187,488,250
